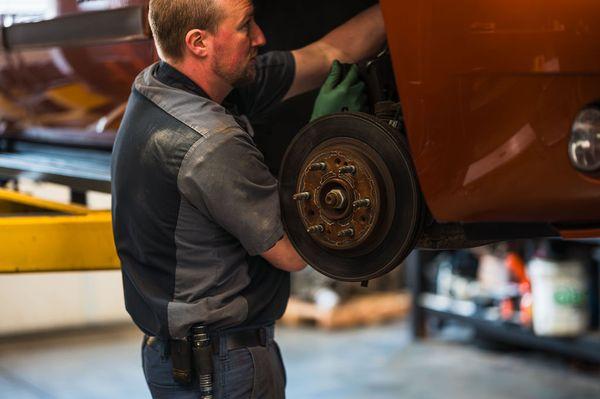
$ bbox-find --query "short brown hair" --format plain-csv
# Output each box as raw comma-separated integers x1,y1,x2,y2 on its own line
149,0,223,61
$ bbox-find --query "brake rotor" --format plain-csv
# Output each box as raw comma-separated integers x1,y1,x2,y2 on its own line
280,112,422,282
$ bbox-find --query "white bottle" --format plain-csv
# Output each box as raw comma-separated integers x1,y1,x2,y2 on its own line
529,242,589,337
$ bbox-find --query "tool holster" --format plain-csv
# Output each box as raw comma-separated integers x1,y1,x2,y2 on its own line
170,325,215,399
170,338,193,385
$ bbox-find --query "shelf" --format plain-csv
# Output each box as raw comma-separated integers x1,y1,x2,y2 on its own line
419,293,600,363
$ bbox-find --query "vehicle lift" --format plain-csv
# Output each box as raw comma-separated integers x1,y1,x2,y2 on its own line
0,188,118,273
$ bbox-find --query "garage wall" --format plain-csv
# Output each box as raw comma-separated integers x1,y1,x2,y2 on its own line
0,271,129,336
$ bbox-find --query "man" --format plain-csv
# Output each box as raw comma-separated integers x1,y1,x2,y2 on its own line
111,0,385,397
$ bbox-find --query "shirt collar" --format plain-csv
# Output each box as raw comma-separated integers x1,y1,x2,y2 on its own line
154,61,210,99
154,61,241,116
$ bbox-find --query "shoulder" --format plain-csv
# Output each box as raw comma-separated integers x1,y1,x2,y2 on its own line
134,63,240,137
177,127,275,211
179,128,261,177
116,87,203,173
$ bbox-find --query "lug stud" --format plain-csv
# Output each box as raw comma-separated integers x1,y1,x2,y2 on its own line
353,199,371,209
293,192,311,201
339,165,356,175
309,162,327,171
307,225,324,234
337,228,355,238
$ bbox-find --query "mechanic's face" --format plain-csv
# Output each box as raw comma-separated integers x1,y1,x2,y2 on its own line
211,0,266,87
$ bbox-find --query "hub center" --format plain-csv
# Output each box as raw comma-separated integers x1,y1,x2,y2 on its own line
324,189,347,210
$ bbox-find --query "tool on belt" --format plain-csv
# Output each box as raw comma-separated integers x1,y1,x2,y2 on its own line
192,326,214,399
171,324,214,399
169,324,269,398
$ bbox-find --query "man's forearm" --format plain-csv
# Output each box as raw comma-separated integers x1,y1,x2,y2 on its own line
318,5,386,65
285,5,386,101
261,234,307,273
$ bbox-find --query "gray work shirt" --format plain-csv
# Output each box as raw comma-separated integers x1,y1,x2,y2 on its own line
111,52,295,339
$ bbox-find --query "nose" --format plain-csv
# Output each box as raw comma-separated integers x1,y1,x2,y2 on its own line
251,20,266,47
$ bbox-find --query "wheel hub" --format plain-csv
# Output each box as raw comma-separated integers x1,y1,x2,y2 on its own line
293,138,389,252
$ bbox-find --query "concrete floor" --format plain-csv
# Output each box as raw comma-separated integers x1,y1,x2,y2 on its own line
0,322,599,399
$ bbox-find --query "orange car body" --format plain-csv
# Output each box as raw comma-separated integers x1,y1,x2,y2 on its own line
381,0,600,227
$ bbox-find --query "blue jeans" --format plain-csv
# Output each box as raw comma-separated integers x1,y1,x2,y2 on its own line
141,326,286,399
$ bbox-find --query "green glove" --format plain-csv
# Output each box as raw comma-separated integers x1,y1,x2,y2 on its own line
310,60,367,122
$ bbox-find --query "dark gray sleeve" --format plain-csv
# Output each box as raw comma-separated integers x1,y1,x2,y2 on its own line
235,51,295,117
178,129,284,256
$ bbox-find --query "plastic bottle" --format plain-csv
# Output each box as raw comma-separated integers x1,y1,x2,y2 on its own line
529,241,589,337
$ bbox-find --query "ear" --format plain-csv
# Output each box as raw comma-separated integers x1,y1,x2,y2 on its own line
184,29,210,58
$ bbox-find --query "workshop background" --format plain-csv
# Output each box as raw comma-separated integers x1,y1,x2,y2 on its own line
2,0,600,398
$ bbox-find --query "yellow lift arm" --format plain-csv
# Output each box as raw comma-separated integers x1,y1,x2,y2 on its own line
0,188,119,273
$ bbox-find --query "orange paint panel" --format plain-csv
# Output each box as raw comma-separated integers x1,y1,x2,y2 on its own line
380,0,600,223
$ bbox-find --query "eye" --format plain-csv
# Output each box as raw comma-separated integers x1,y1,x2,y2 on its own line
240,19,251,32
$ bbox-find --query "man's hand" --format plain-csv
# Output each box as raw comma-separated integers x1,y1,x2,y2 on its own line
310,61,367,122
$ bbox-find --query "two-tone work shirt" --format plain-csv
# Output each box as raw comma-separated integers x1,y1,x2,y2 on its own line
111,52,295,339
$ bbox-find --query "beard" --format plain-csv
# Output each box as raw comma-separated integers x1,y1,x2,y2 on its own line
213,54,257,88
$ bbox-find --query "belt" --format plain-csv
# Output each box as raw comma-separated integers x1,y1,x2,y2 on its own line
218,326,269,351
147,326,270,356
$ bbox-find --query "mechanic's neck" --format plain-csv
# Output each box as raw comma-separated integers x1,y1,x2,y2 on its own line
170,58,232,104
